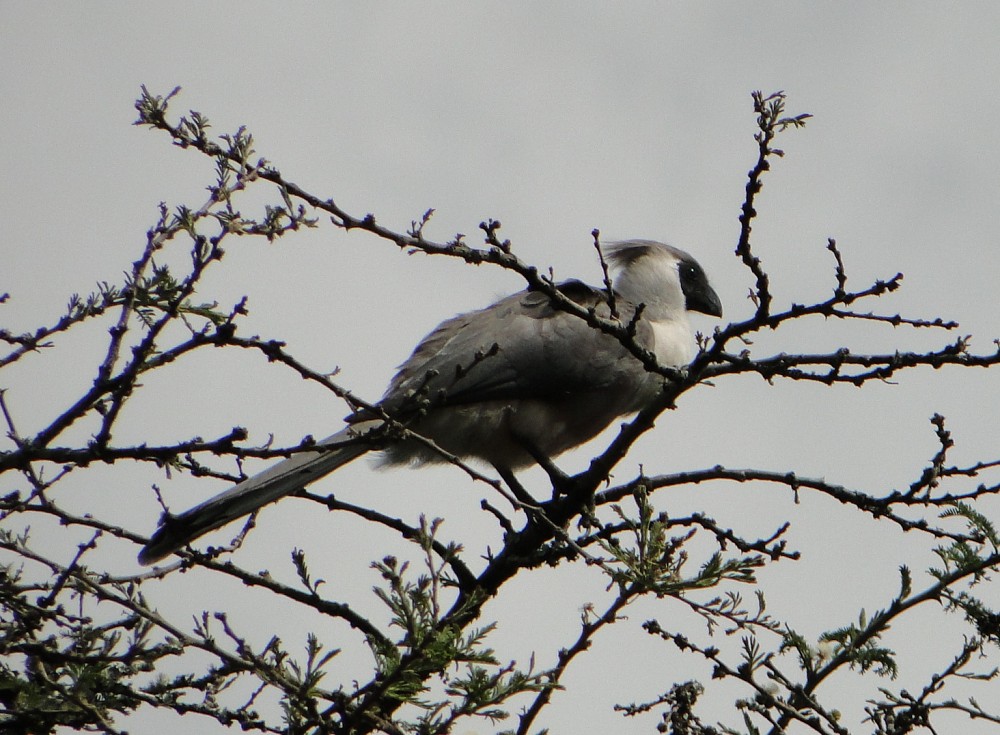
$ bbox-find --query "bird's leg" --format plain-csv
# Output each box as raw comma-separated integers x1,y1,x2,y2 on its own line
491,463,572,539
507,428,599,528
491,463,539,508
509,429,575,498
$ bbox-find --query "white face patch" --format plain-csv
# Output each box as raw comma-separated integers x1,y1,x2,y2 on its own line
613,257,686,321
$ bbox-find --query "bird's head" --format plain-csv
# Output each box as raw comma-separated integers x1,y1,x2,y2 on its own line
606,240,723,321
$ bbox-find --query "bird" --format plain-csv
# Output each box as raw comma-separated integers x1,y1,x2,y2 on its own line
138,240,722,564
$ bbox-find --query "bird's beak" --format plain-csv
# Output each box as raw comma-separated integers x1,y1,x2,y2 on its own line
686,283,723,318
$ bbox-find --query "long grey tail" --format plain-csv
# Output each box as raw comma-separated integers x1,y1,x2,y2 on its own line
138,424,376,565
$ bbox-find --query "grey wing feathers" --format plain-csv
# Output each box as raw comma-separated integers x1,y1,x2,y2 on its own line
366,281,650,417
137,424,376,565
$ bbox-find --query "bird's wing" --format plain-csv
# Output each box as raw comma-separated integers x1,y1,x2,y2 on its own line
363,281,654,419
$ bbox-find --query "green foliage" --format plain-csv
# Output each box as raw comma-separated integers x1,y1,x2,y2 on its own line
362,519,553,732
601,486,766,597
0,560,161,734
813,610,899,679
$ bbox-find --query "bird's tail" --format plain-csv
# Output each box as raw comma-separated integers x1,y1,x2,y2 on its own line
137,424,376,565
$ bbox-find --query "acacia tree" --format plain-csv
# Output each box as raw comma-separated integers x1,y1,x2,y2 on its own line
2,88,1000,735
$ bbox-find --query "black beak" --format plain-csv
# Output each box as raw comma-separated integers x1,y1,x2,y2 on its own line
682,272,723,317
687,282,723,318
678,259,723,318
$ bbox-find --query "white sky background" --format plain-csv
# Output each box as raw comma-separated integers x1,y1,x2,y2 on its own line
3,3,1000,734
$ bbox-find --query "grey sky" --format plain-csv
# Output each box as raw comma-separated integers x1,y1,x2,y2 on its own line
3,4,1000,733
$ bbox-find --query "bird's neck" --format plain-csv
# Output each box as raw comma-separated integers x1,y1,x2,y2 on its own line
648,315,694,367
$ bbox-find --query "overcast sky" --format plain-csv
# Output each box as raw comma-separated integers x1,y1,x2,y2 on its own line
4,4,1000,734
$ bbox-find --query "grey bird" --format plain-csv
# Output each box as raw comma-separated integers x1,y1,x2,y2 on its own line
138,241,722,564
